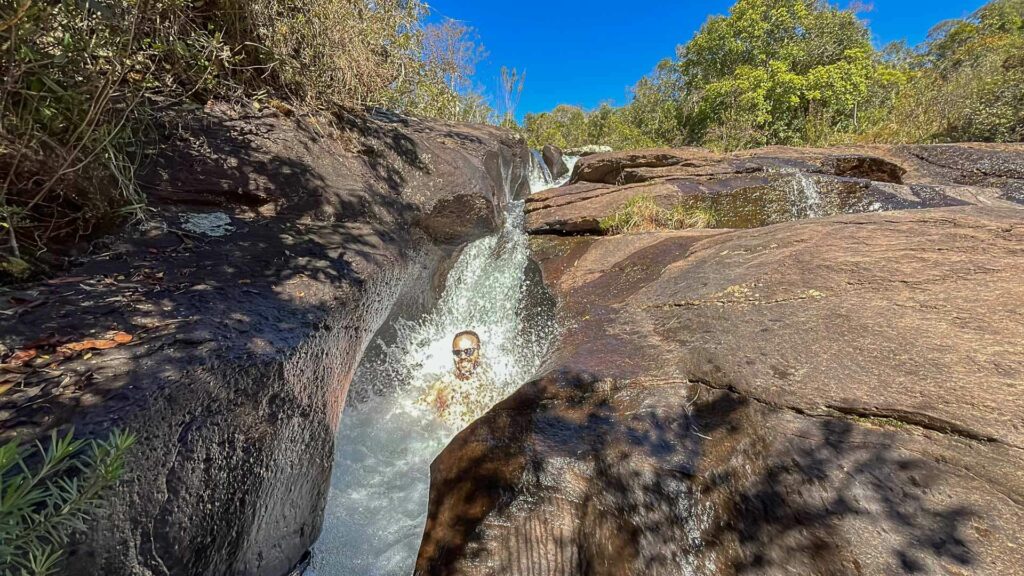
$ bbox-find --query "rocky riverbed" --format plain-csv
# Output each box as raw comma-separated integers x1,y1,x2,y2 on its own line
417,144,1024,575
4,114,1022,575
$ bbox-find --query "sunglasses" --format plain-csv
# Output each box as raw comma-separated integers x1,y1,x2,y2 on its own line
452,347,477,358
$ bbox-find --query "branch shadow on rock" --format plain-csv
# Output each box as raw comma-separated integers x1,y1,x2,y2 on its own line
418,372,979,576
0,107,452,576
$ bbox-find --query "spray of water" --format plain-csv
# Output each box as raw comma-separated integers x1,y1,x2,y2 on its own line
313,200,558,575
790,172,825,219
528,150,579,192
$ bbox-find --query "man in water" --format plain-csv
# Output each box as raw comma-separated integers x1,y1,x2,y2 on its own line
451,330,481,381
417,330,499,427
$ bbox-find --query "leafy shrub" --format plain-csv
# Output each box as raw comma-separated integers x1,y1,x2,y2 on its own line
0,429,135,576
599,195,717,234
0,0,162,274
867,0,1024,143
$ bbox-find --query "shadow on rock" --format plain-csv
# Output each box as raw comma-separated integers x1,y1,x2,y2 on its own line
416,370,992,575
0,105,529,576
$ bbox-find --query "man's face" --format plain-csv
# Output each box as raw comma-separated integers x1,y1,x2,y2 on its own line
452,333,480,381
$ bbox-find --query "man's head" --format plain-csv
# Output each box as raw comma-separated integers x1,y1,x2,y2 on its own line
452,330,481,381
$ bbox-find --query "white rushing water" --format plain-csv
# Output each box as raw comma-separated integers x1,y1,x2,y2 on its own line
528,149,579,192
312,199,558,576
790,172,825,219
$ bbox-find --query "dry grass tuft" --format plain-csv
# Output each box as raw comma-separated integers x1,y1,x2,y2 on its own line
599,195,718,234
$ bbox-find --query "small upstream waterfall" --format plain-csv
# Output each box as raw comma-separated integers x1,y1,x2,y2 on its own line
312,199,558,575
528,150,580,192
529,149,554,188
790,172,825,219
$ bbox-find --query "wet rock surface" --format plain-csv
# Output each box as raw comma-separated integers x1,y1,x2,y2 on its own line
417,206,1024,575
0,105,529,576
529,144,1023,235
542,144,569,181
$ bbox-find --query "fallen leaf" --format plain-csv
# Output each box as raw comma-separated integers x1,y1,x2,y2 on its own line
0,364,31,374
60,339,116,352
57,331,133,354
9,349,37,366
0,370,26,382
0,382,13,396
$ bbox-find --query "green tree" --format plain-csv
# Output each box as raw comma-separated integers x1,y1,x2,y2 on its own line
866,0,1023,143
678,0,903,148
622,59,686,146
924,0,1023,141
523,104,587,148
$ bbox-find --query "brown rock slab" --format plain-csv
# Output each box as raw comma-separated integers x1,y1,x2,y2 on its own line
417,206,1024,575
542,144,569,180
822,154,906,183
569,147,722,185
530,144,1024,236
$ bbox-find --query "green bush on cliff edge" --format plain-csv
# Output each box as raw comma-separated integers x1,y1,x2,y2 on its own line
0,429,135,576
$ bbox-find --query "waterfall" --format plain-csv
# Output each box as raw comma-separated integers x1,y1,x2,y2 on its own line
529,149,554,190
791,172,825,219
312,201,558,576
528,149,580,193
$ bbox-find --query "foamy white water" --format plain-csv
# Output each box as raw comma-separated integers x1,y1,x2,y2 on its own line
528,149,579,192
791,172,825,219
312,199,557,575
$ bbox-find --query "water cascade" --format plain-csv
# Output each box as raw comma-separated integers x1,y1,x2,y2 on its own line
311,198,558,575
789,172,825,219
529,149,554,189
528,150,580,192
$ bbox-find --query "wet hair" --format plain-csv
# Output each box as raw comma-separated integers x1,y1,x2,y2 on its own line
452,330,480,347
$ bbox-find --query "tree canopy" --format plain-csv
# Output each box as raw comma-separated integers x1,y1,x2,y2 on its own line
524,0,1024,151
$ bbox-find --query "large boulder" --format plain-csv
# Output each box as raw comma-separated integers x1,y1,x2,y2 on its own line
417,206,1024,575
542,144,569,181
0,105,530,576
568,147,721,185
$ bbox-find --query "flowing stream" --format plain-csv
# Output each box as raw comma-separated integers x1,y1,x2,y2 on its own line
529,150,579,191
312,191,558,575
789,172,825,219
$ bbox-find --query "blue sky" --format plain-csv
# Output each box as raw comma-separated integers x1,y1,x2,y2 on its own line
425,1,987,120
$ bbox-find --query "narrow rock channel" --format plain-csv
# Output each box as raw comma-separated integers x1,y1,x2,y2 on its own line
312,197,558,575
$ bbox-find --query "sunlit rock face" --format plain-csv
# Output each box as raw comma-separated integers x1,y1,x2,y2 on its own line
526,144,1023,235
0,105,530,576
418,145,1024,576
